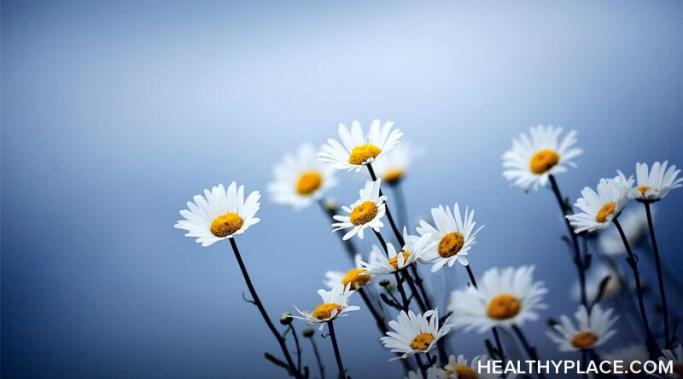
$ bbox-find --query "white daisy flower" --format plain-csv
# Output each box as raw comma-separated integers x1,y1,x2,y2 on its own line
416,203,483,272
448,266,547,333
363,231,434,275
660,345,683,378
547,305,618,352
598,206,650,256
381,309,452,360
443,354,513,379
571,264,622,302
603,344,649,365
318,119,403,172
502,125,583,191
332,180,386,240
324,254,372,291
268,144,338,209
293,284,360,328
566,173,634,233
633,161,682,202
406,367,447,379
175,182,260,246
372,141,423,185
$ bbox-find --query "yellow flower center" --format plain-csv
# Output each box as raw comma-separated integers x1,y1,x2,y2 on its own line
446,365,479,379
383,168,404,184
349,201,379,226
487,294,522,320
409,332,435,351
341,268,372,289
438,232,465,258
637,185,651,196
571,331,599,349
210,212,244,237
296,170,323,196
529,149,560,174
348,144,382,165
596,202,617,223
311,303,342,320
388,251,411,270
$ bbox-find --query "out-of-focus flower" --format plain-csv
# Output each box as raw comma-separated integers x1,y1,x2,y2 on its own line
372,142,423,185
268,144,337,209
442,354,514,379
293,285,359,329
603,344,649,366
566,174,633,233
632,161,682,202
332,180,386,240
571,263,622,302
502,125,582,191
175,182,260,246
598,206,651,255
416,203,483,272
660,345,683,378
318,120,402,172
448,266,547,332
547,305,618,352
381,309,452,360
324,254,372,290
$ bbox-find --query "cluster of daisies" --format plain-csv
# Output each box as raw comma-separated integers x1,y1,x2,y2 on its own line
175,120,682,379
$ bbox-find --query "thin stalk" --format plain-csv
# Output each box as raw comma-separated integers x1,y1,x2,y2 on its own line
228,239,302,378
328,321,347,379
390,183,408,230
464,264,507,361
358,288,387,333
308,336,325,379
404,270,427,311
373,230,413,311
367,164,405,246
643,201,671,348
511,324,545,379
318,199,358,262
613,218,661,359
548,175,588,310
290,323,303,373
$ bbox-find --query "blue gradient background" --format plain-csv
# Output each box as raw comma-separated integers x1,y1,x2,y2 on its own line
3,1,683,378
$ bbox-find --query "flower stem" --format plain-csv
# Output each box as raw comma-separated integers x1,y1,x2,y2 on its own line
228,238,302,378
308,335,326,379
358,287,387,333
390,183,408,230
511,324,545,379
290,323,303,373
548,175,588,311
372,230,414,312
318,199,358,262
612,218,661,359
642,201,671,348
367,163,405,246
327,320,347,379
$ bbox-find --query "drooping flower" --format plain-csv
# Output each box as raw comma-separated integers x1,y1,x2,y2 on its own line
363,231,435,275
293,285,360,328
547,305,618,352
571,263,622,302
318,120,403,172
448,266,547,332
332,180,386,240
566,173,633,233
502,125,582,191
442,354,514,379
416,203,483,272
632,161,682,202
381,309,452,359
268,144,338,209
598,206,650,255
324,254,372,291
372,141,423,185
175,182,260,246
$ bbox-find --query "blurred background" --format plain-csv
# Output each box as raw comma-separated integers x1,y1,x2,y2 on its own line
3,0,683,378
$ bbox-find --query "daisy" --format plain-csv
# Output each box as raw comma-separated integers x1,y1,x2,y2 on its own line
502,125,583,191
633,161,682,202
442,354,513,379
448,266,547,333
566,173,634,234
372,141,423,185
598,206,650,255
363,231,435,275
381,309,452,359
416,203,483,272
571,264,621,302
547,305,618,352
660,345,683,378
293,285,360,328
268,144,338,209
175,182,260,246
318,119,403,172
324,254,372,290
332,180,386,240
406,367,447,379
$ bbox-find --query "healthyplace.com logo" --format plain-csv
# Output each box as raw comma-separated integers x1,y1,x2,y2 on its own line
477,359,675,376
